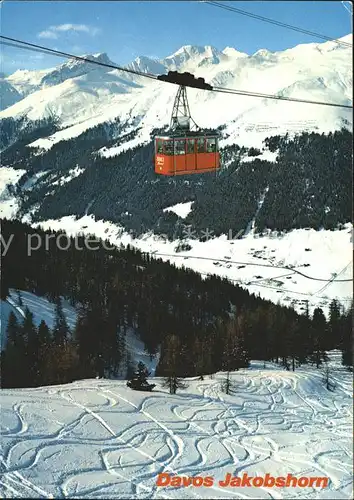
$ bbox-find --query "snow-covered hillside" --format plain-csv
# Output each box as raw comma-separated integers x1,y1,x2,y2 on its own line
0,36,352,152
0,289,160,374
0,354,352,499
0,167,27,219
0,80,22,111
0,290,77,350
32,215,353,317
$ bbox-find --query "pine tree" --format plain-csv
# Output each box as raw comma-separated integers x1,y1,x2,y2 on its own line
310,308,329,368
161,335,187,394
221,316,249,373
233,315,250,370
38,319,51,346
328,299,341,349
193,335,213,379
23,308,39,386
74,307,96,379
220,318,238,395
341,302,353,369
37,320,51,385
17,290,23,307
101,316,121,378
322,362,336,391
117,324,127,377
289,316,310,370
6,311,20,348
42,342,79,385
53,297,69,346
2,312,24,387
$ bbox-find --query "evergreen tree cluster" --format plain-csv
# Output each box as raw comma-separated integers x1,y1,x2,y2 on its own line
1,301,76,388
4,127,351,238
0,116,59,164
257,130,352,230
1,219,351,389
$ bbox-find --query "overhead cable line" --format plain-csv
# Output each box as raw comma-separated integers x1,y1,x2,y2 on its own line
0,35,158,81
202,1,352,48
1,35,352,110
211,85,351,108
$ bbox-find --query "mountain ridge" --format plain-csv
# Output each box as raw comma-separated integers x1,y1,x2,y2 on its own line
0,34,351,157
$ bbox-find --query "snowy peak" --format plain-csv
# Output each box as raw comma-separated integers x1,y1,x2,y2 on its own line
253,48,272,58
222,46,248,59
0,35,352,137
127,56,166,75
163,44,226,69
60,52,114,69
40,52,117,88
6,68,54,97
0,79,22,110
87,52,114,65
168,44,219,57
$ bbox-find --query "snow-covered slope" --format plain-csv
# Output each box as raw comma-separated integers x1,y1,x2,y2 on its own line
0,289,160,373
33,215,353,317
0,289,77,350
0,354,352,498
0,36,351,151
0,80,22,110
6,67,55,96
0,167,27,219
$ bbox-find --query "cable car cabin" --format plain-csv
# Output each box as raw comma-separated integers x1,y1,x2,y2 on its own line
154,135,220,176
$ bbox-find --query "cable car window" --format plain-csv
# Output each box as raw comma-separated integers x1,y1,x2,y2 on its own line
197,137,205,153
206,138,216,153
187,139,195,154
156,139,164,154
164,140,173,155
174,139,186,155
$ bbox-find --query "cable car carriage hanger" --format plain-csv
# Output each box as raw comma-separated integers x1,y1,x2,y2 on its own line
154,71,220,176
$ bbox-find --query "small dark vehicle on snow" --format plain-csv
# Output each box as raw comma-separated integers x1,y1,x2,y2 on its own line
126,361,156,392
126,378,156,391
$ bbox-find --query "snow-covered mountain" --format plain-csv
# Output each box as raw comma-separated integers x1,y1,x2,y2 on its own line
0,36,352,316
5,67,55,97
0,35,352,150
0,79,22,110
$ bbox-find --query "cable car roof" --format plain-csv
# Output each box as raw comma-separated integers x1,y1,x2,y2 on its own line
155,131,220,140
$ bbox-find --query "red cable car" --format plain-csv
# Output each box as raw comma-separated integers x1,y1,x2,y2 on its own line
154,83,220,176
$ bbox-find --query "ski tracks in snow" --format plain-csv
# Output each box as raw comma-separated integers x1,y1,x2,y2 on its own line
0,368,352,499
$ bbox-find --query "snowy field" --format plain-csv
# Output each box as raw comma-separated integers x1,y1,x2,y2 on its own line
34,215,353,317
0,354,352,499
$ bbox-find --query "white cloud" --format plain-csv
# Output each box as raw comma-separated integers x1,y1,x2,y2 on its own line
38,24,100,39
38,30,59,40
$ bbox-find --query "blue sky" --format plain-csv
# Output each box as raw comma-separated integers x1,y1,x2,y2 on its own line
1,1,352,74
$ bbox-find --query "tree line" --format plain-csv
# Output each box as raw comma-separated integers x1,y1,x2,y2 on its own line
1,219,352,390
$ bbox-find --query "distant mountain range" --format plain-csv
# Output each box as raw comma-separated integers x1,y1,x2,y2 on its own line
0,35,351,148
